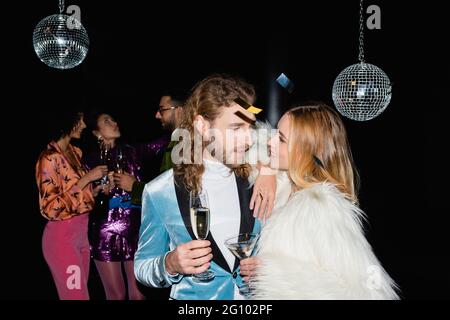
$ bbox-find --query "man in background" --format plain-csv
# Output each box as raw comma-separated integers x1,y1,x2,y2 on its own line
113,89,189,204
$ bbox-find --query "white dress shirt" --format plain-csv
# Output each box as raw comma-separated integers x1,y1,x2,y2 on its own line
202,159,245,300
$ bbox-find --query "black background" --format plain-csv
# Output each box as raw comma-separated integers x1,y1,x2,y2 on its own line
3,0,449,300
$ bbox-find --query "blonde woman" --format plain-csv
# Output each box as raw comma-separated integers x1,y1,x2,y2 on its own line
241,103,400,299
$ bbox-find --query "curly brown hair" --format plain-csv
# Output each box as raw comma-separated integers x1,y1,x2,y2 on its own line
173,74,256,193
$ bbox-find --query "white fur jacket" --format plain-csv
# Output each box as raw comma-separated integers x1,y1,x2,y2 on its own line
251,172,400,300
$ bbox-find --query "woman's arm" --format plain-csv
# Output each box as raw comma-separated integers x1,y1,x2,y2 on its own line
36,155,89,219
250,164,277,221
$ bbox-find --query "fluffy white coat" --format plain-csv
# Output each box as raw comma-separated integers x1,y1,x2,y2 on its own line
251,172,400,300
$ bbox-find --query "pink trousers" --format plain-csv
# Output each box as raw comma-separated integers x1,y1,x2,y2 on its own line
42,213,90,300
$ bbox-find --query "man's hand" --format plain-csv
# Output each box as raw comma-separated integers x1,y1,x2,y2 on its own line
113,172,136,192
165,240,213,275
240,257,259,282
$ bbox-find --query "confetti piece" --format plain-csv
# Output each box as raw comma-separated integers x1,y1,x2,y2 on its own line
234,97,263,114
276,73,295,93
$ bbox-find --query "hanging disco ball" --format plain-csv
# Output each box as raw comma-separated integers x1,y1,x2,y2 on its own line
33,14,89,70
332,62,392,121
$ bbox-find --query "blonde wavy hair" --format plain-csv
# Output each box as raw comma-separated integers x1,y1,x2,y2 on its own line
286,104,360,203
173,74,256,193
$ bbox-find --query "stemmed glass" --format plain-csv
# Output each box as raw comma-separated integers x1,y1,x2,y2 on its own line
114,147,124,174
224,233,260,297
99,141,111,185
189,189,215,282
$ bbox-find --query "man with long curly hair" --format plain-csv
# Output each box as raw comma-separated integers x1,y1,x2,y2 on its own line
134,74,272,299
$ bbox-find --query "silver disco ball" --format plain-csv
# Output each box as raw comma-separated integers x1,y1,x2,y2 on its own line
33,14,89,69
332,62,392,121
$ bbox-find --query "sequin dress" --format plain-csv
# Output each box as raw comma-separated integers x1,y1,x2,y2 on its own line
84,137,168,261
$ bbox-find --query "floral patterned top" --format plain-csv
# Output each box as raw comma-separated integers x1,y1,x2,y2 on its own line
36,141,94,221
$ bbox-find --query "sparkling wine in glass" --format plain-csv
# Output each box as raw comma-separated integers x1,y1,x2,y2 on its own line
189,190,215,282
114,147,124,174
99,142,111,185
224,233,260,297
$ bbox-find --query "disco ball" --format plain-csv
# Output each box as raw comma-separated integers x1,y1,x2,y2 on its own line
33,14,89,70
332,62,392,121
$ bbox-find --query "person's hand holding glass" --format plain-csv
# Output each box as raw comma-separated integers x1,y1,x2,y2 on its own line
99,141,111,186
189,190,215,282
225,233,260,297
164,189,214,281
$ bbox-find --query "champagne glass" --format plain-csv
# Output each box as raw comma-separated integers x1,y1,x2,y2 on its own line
224,233,260,297
111,146,125,193
189,189,215,282
114,147,124,174
99,142,111,185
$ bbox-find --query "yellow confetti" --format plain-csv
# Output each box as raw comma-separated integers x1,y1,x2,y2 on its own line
246,106,263,114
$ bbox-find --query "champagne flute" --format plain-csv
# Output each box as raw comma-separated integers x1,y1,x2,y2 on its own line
224,233,260,297
99,141,110,185
189,189,215,282
111,146,125,193
114,147,124,174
